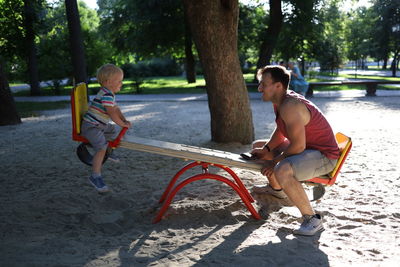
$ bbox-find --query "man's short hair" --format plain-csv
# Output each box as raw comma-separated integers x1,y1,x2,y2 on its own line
257,65,290,90
96,64,123,85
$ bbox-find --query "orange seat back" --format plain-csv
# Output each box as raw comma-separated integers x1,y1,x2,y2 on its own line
307,132,352,185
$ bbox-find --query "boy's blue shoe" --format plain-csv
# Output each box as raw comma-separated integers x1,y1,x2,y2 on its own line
107,151,120,163
88,175,110,193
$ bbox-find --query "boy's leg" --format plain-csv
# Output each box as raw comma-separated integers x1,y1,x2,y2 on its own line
88,149,110,193
81,122,110,192
93,149,107,174
104,124,120,162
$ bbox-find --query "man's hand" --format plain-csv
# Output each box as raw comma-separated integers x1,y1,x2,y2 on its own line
261,160,277,177
251,147,273,161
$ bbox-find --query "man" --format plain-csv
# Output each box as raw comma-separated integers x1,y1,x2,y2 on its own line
251,65,339,236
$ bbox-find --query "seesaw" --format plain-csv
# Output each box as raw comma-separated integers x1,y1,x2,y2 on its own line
71,83,352,223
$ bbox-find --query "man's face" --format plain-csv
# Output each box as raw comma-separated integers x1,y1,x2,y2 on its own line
258,73,278,102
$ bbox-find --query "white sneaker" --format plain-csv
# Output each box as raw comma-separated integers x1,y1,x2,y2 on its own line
252,184,287,199
293,214,324,236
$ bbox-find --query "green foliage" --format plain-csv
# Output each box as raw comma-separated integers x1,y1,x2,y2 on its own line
0,0,27,82
0,0,25,58
370,0,400,63
345,7,373,62
98,0,185,61
238,3,267,65
274,0,321,63
3,0,399,85
122,58,181,78
0,0,48,83
36,1,114,89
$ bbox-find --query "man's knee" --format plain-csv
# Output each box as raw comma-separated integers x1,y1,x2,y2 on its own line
274,162,295,186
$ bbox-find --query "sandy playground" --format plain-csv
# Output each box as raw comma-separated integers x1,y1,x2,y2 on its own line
1,94,400,266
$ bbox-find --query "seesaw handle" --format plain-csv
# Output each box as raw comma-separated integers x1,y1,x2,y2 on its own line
109,127,129,148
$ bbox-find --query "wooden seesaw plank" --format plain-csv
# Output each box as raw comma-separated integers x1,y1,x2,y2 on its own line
119,136,263,171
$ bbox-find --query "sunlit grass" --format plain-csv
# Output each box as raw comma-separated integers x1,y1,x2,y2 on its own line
339,74,400,81
11,72,400,97
119,76,206,94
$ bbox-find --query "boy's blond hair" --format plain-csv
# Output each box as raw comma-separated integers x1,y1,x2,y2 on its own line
96,64,123,85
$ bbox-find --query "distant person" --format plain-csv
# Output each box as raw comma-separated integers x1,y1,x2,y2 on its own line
279,61,287,68
81,64,132,193
288,62,309,96
249,65,339,236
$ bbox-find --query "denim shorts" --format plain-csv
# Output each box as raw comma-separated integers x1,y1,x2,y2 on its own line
277,149,338,181
81,121,118,152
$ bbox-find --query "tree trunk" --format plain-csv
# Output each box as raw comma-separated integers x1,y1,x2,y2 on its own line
0,59,21,126
184,7,196,83
183,0,254,144
391,52,398,77
254,0,283,81
65,0,87,85
23,0,40,96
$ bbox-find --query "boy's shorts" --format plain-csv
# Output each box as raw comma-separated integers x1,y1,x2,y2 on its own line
81,121,118,152
277,149,338,181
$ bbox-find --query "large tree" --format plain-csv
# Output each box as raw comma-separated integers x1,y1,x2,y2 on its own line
0,58,21,126
255,0,283,70
183,0,254,144
65,0,87,84
23,0,40,95
0,0,24,125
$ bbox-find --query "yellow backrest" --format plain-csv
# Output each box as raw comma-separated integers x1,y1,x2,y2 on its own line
73,83,88,134
329,132,352,177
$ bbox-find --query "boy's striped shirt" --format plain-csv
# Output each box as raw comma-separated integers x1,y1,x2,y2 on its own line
83,87,116,125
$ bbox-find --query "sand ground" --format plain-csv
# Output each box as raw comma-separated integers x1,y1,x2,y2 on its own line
1,95,399,266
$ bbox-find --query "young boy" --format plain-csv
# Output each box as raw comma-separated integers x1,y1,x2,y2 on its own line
81,64,132,193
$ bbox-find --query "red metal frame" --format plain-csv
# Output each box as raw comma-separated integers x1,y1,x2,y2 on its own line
153,161,261,223
154,137,353,223
70,87,127,148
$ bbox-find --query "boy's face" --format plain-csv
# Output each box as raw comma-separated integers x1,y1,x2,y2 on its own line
103,72,124,93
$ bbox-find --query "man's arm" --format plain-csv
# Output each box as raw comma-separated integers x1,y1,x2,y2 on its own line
267,127,286,150
272,99,309,164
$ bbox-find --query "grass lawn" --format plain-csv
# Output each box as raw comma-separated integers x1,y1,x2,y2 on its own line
12,72,399,118
15,101,70,118
11,73,400,97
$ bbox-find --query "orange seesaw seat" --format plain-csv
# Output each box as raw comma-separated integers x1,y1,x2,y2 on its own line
306,132,352,186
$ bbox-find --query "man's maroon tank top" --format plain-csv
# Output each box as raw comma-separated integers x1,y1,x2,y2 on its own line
274,91,340,159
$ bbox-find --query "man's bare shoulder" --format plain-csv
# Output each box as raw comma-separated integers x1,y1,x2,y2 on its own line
280,97,309,123
281,97,304,112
